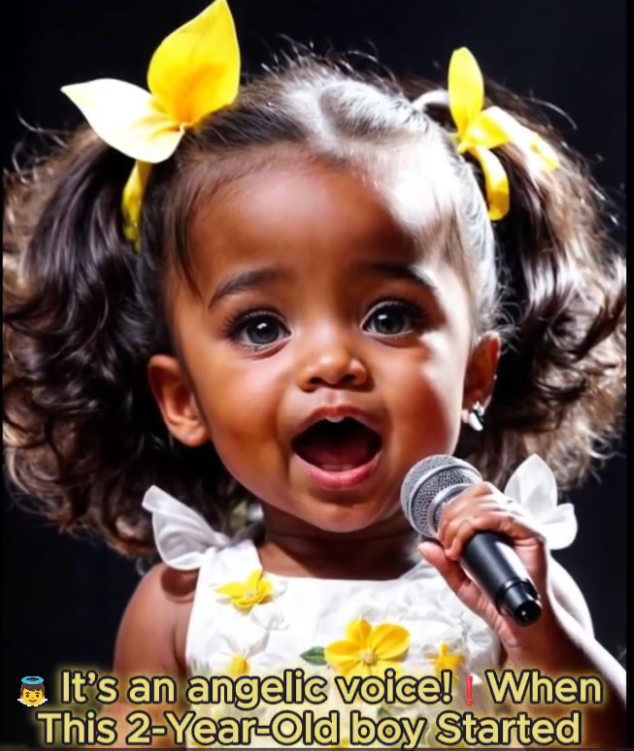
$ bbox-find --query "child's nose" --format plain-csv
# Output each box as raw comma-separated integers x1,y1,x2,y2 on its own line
294,328,369,391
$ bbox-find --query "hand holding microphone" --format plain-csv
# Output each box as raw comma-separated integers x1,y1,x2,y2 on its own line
401,456,553,645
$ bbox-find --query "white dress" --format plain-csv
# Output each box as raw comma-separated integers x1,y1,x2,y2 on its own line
142,455,577,749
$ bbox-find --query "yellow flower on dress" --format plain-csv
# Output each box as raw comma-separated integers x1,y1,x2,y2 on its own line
215,569,273,610
228,654,249,677
324,618,409,678
430,642,464,678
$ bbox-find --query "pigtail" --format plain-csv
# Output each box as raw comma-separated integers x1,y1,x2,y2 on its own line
3,128,162,553
461,103,626,489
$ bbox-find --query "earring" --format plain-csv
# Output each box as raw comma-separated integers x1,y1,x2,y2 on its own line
461,402,485,432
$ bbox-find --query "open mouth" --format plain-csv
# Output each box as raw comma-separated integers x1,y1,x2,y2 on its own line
291,417,383,473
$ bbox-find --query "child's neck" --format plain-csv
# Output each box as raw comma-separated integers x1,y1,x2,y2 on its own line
256,508,421,581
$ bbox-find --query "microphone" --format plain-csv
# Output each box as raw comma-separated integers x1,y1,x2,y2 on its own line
400,455,542,626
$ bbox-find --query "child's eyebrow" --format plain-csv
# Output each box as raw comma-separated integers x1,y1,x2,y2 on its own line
206,260,440,310
207,267,293,310
358,259,440,296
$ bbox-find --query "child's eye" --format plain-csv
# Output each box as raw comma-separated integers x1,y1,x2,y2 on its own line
227,311,290,348
363,301,428,336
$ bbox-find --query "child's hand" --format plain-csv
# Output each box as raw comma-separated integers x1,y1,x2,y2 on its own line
418,482,566,660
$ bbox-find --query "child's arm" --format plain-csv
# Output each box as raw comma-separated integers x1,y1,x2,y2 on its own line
526,557,624,691
549,558,594,634
502,557,626,748
92,562,195,748
420,485,627,748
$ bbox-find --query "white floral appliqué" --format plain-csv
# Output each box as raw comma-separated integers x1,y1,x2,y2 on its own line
504,454,577,549
206,622,283,677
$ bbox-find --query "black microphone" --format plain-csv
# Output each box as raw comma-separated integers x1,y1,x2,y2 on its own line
400,455,542,626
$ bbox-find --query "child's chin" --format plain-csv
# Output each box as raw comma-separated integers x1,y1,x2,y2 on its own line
300,497,397,535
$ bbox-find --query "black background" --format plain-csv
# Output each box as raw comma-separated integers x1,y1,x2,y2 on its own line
2,0,626,746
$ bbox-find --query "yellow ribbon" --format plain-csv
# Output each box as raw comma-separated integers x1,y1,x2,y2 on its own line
61,8,556,246
447,48,559,220
61,0,240,249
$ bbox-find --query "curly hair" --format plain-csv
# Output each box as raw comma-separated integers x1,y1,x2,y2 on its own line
3,53,626,556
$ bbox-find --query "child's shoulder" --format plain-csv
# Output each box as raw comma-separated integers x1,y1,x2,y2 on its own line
114,562,198,677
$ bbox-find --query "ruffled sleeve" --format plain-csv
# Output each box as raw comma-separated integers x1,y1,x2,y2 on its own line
141,486,231,570
504,454,577,549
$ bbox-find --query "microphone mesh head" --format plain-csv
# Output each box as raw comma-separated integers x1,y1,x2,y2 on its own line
400,455,482,538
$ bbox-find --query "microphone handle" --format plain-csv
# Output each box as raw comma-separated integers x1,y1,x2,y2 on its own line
461,532,542,626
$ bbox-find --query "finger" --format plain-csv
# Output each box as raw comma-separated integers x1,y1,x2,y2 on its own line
436,484,506,537
418,542,483,614
446,512,546,560
439,500,525,550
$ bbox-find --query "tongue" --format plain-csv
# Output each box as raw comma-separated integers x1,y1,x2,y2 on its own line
293,419,380,471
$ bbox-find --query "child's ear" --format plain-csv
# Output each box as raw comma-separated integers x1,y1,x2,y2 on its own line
463,331,501,410
147,355,210,447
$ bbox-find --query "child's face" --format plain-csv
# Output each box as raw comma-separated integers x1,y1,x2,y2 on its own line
21,688,44,705
150,157,498,534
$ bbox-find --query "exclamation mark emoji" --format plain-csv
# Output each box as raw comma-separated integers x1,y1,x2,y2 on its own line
465,675,473,707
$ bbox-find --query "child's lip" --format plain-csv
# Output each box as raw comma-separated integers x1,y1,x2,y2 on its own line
292,402,382,441
294,451,382,491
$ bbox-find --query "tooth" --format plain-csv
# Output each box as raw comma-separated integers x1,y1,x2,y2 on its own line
321,464,356,472
325,416,345,423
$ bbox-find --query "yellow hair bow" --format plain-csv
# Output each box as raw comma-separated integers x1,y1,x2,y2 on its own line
61,0,240,249
448,48,559,220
